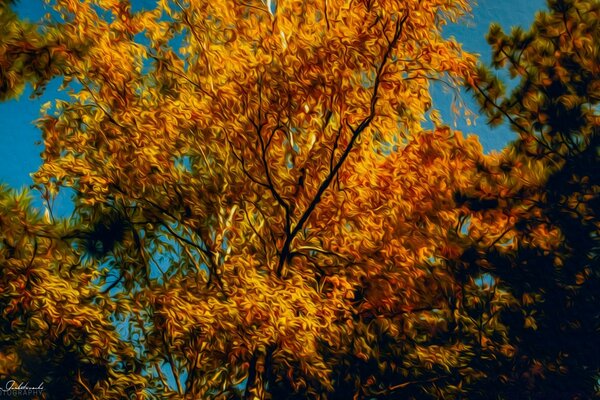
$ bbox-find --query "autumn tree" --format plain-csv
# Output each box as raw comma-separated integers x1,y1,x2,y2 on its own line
0,0,490,398
4,0,598,398
15,0,600,399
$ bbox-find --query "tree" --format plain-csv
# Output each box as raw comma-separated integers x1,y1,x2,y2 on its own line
453,0,600,397
1,0,484,398
5,0,598,399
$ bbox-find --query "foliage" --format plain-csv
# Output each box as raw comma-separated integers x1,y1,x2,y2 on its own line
0,0,598,399
0,1,56,100
458,0,600,397
0,185,149,398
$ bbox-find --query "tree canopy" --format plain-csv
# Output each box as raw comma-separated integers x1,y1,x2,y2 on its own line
0,0,598,399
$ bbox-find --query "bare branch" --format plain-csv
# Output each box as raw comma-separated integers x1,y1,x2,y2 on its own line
162,331,184,395
76,370,99,400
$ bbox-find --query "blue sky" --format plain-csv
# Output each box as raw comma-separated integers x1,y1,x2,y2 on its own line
0,0,546,197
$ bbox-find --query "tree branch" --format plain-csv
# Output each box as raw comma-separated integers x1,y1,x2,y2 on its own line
162,331,184,395
160,222,225,291
276,12,409,276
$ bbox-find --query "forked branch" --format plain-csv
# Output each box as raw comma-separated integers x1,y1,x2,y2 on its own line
276,12,410,276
